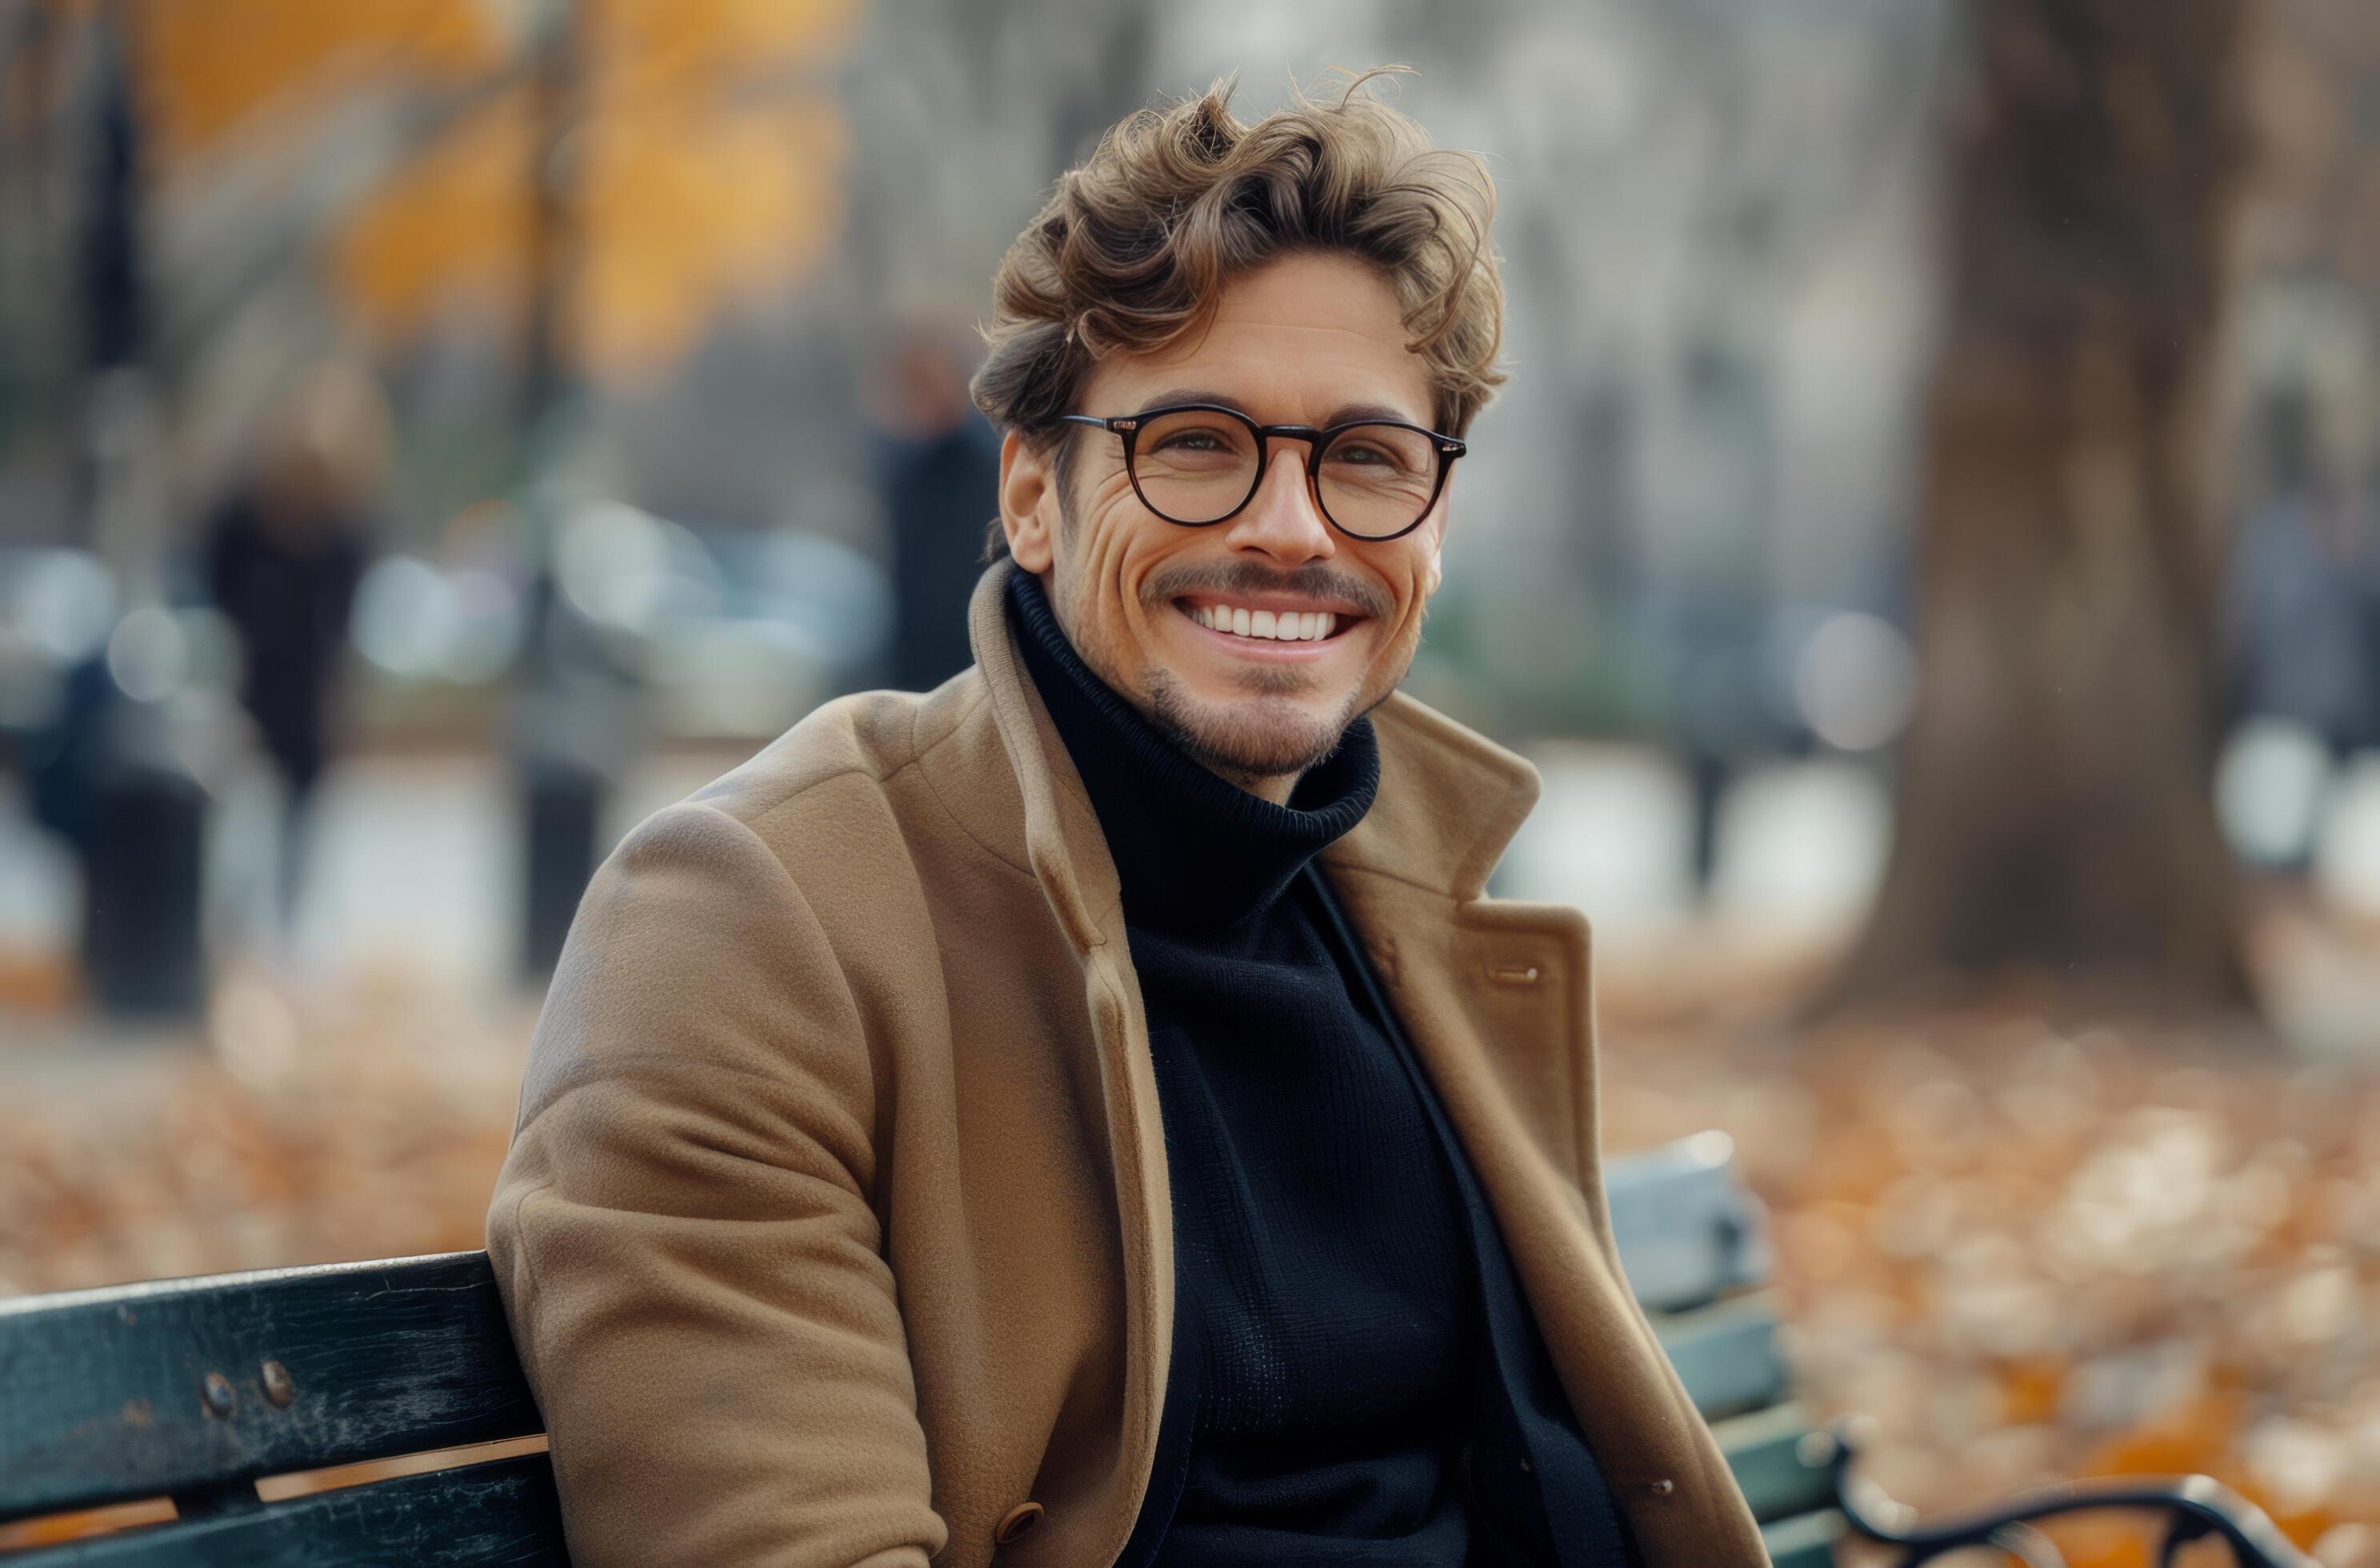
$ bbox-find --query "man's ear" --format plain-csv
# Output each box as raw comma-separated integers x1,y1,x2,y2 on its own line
998,429,1058,574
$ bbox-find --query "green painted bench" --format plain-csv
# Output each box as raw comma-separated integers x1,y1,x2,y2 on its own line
0,1134,2314,1564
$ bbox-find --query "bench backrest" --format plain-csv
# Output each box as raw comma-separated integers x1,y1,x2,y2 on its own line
1606,1132,1841,1567
0,1252,560,1563
0,1134,1831,1564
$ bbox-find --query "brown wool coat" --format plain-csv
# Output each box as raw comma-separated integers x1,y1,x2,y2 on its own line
485,560,1770,1567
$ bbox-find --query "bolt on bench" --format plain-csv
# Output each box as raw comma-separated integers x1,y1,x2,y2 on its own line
0,1134,2316,1565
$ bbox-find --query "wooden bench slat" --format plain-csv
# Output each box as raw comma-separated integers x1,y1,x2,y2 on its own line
0,1454,565,1566
1710,1401,1834,1523
1650,1290,1791,1422
0,1253,540,1522
1606,1132,1773,1310
1759,1506,1846,1568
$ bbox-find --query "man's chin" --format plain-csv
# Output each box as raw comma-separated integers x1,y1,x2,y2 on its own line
1146,685,1354,785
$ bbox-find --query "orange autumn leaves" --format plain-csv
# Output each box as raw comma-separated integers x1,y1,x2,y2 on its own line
128,0,859,383
136,0,510,151
1597,950,2380,1568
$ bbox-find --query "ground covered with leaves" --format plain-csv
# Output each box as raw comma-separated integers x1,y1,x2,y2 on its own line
1597,921,2380,1568
5,922,2380,1566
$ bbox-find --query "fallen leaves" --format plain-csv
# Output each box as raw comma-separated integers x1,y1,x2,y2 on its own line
1601,953,2380,1565
6,928,2380,1564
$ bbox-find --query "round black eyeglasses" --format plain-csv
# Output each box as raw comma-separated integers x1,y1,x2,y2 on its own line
1059,402,1466,542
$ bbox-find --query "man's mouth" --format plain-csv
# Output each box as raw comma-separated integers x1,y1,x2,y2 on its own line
1174,598,1358,644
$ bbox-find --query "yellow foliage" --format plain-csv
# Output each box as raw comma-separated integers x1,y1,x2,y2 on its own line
599,0,863,100
134,0,503,154
331,89,535,340
118,0,862,383
566,0,862,379
574,90,849,380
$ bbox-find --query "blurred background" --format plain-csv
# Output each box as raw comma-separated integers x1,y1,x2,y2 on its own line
4,0,2380,1561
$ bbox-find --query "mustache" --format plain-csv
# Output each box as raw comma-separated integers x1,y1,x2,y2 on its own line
1141,559,1394,621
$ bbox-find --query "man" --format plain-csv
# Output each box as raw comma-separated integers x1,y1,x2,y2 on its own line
487,74,1768,1567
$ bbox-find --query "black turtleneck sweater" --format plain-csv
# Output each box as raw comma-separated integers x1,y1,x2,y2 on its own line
1006,574,1635,1568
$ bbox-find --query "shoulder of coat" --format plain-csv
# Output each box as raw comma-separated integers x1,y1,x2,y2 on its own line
686,677,982,821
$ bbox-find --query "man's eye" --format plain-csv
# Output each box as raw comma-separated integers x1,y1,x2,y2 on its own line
1155,430,1232,453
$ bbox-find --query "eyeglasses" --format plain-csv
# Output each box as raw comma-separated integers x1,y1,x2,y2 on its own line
1058,402,1466,542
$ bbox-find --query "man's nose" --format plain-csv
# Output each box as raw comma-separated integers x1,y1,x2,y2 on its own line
1220,443,1336,564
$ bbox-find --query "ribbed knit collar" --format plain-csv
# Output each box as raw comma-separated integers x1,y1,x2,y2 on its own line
1006,570,1378,937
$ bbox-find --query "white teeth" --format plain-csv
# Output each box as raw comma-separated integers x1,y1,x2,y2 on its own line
1186,603,1343,642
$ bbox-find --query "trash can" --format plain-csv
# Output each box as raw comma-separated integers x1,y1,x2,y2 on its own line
521,754,606,979
82,757,208,1018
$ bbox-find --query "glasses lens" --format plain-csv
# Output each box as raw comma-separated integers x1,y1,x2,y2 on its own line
1130,409,1260,524
1318,424,1441,538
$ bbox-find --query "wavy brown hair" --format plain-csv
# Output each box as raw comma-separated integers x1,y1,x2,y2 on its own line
970,70,1506,559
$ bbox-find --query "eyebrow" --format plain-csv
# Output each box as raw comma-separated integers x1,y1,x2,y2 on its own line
1134,387,1433,430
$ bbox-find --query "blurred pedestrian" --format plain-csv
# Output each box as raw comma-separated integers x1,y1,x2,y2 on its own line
202,362,386,933
2230,388,2375,761
870,320,1000,692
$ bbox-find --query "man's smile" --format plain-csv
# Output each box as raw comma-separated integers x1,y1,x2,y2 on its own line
1170,595,1366,661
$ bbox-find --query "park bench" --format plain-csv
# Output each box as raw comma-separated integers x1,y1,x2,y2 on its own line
0,1132,2317,1565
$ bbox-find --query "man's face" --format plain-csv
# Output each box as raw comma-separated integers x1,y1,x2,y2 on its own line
998,251,1453,794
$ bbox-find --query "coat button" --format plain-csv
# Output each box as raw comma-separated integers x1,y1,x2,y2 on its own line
994,1502,1045,1545
1642,1478,1675,1498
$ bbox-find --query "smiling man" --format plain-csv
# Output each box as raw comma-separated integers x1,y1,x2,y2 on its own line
486,75,1768,1568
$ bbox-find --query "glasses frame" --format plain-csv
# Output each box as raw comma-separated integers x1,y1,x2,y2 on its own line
1058,402,1466,543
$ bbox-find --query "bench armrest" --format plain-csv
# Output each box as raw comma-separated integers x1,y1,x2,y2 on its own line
1814,1422,2319,1568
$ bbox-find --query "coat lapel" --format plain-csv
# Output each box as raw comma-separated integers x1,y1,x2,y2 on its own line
962,564,1173,1565
1324,870,1754,1556
1325,702,1769,1563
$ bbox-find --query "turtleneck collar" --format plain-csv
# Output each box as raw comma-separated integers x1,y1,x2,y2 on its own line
1005,569,1378,937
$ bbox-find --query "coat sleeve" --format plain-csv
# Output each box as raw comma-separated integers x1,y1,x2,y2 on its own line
486,798,946,1568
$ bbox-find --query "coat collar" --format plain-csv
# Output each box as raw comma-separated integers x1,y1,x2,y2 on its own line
958,558,1542,941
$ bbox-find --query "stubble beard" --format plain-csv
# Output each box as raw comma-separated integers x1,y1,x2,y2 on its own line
1142,662,1374,790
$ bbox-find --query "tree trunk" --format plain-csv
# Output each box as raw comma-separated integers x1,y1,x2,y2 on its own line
1830,0,2260,1016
